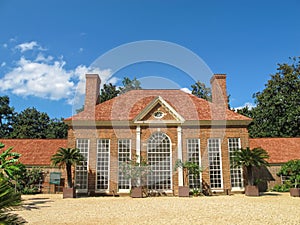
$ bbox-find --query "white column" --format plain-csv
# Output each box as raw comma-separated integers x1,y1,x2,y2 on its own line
136,126,141,164
177,126,183,186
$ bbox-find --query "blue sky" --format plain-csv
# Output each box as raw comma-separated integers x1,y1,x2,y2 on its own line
0,0,300,119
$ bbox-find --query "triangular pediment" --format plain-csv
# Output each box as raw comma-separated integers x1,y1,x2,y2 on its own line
134,96,185,124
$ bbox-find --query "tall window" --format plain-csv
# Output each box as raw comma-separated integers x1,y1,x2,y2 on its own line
187,139,201,189
228,138,243,189
147,132,172,190
208,138,223,189
75,139,89,191
118,139,131,191
96,139,110,191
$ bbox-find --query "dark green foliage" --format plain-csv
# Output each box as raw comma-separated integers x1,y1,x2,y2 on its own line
11,107,50,139
191,81,212,101
99,83,120,103
0,96,15,138
12,165,44,194
46,118,68,139
51,148,84,188
242,57,300,138
119,77,141,94
0,176,26,224
10,107,67,139
232,147,269,186
236,105,254,118
271,183,291,192
277,160,300,188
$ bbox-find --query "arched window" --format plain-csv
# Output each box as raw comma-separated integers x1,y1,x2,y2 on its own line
147,132,172,190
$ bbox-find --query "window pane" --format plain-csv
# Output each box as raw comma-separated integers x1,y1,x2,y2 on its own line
96,139,110,191
208,138,222,189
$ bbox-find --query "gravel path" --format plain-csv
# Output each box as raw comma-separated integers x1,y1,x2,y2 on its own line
14,192,300,225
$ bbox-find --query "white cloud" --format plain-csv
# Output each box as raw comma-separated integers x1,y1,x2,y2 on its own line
3,43,8,48
79,48,84,53
1,62,6,67
16,41,46,52
0,55,114,105
180,87,192,94
234,102,256,110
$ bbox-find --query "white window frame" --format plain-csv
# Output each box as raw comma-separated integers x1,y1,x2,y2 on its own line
208,138,223,190
118,139,131,193
187,139,202,190
95,139,110,193
228,138,244,191
75,139,89,193
147,132,172,192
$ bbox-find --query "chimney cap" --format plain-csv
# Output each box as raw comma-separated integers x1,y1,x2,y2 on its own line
210,74,226,84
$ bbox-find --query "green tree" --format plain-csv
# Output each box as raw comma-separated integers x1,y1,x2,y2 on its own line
0,96,15,138
248,57,300,137
0,177,26,224
0,143,22,180
11,107,50,138
119,77,141,94
99,83,120,103
46,118,68,139
232,147,269,186
51,148,84,188
236,105,254,118
191,81,212,101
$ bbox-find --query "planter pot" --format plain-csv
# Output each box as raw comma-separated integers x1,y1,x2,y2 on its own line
131,187,143,198
245,185,259,196
178,186,190,197
290,188,300,197
63,187,76,198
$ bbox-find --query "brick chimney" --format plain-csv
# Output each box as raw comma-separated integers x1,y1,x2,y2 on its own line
84,74,101,110
210,74,227,108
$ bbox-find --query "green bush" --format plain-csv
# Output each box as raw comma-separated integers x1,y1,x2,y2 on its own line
271,183,291,192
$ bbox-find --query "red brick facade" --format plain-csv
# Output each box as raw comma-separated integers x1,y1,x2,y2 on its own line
65,74,252,195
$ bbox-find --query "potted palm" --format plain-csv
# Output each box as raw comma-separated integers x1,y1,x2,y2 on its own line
232,147,269,196
51,147,84,198
119,156,151,198
174,159,202,197
277,160,300,197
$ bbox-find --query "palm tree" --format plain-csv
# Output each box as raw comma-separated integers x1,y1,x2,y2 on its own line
0,176,26,224
0,143,22,179
51,148,84,188
232,147,269,186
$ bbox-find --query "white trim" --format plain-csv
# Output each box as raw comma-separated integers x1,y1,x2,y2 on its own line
207,138,223,190
95,139,110,192
75,139,89,193
147,132,173,191
133,96,185,123
136,126,141,164
187,138,202,189
118,139,131,191
177,126,183,186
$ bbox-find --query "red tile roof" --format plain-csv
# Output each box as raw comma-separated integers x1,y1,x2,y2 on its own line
0,139,67,166
249,138,300,164
66,90,251,122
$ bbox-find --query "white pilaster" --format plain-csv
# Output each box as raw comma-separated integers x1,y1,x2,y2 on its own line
177,126,183,186
136,126,141,164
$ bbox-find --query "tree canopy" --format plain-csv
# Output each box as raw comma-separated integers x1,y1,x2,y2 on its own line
0,96,15,138
238,57,300,138
0,98,68,139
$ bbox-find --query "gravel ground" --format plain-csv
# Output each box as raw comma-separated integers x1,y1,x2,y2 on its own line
14,192,300,225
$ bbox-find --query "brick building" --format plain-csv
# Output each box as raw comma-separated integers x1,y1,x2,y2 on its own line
64,74,252,195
